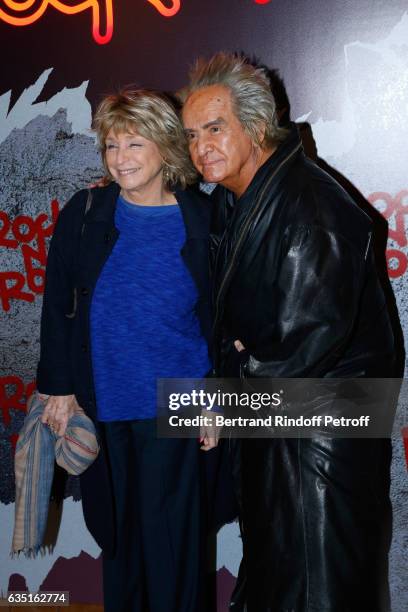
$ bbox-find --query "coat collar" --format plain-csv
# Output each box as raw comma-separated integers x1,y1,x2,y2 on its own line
211,123,303,235
210,124,303,334
86,181,120,224
234,122,303,206
85,181,212,239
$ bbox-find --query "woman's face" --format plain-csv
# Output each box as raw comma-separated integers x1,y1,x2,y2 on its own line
105,128,164,203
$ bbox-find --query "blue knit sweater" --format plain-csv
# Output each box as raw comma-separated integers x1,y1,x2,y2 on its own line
90,196,210,421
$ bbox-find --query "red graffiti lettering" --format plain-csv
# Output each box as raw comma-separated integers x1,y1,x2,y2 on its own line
0,199,60,311
12,214,38,243
368,190,408,279
403,427,408,471
0,375,35,450
0,211,19,248
386,249,408,279
0,375,29,425
21,237,47,293
0,271,34,311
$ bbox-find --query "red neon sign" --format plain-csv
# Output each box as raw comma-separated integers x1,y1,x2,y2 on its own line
148,0,180,17
0,0,181,45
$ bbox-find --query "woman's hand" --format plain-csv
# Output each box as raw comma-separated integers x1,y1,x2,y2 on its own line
40,394,77,437
200,409,221,451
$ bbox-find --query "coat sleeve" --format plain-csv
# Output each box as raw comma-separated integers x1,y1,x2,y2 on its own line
242,223,370,378
36,191,86,394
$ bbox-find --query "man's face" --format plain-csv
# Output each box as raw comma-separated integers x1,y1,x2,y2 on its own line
182,85,258,197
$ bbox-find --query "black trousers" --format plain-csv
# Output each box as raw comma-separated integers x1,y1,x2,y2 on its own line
102,419,204,612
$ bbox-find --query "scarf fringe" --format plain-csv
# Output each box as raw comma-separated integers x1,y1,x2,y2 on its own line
10,544,54,559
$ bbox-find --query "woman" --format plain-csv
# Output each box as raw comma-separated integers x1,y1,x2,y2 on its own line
37,89,214,612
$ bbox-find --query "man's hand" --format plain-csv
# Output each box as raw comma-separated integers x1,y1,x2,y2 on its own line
40,394,77,437
200,409,221,451
199,340,244,450
234,339,246,352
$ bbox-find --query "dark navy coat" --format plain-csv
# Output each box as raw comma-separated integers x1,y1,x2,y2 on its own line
37,182,213,554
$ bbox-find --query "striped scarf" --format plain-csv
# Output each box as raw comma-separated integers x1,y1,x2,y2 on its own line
12,392,99,556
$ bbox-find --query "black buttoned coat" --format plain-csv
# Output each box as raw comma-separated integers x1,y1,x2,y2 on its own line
37,181,213,554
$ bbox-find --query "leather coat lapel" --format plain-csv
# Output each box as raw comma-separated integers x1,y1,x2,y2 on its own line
211,126,303,331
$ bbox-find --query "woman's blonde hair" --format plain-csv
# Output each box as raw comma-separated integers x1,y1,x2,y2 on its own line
92,89,197,189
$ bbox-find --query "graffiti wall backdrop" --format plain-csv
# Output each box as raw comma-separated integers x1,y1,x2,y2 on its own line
1,1,407,609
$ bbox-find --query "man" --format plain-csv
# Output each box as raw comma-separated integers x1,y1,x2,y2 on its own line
181,53,395,611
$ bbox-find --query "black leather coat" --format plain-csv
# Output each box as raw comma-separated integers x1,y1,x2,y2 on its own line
211,125,394,379
210,125,395,611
